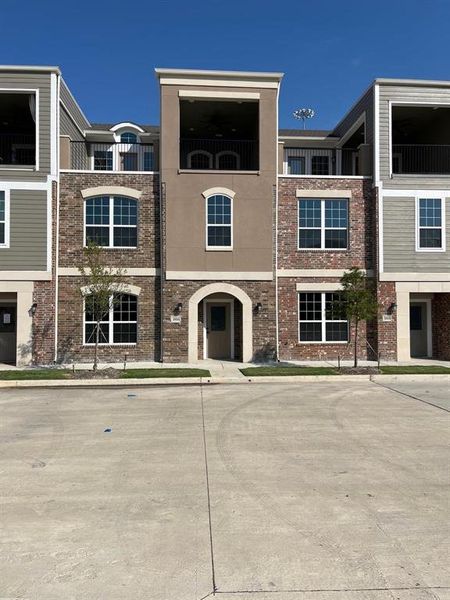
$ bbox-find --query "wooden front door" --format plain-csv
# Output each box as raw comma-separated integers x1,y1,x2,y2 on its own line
207,303,231,359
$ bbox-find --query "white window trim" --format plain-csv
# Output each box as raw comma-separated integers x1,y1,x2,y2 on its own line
298,292,349,344
215,150,240,170
415,196,446,253
83,293,137,346
0,189,10,248
187,150,213,169
298,198,349,251
206,194,233,251
0,89,39,172
84,196,138,249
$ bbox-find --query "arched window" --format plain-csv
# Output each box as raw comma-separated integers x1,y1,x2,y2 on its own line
84,292,138,345
216,151,240,170
85,196,138,248
206,194,232,249
120,131,138,144
188,150,213,170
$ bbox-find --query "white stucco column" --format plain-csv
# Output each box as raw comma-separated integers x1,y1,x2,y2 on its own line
396,291,410,361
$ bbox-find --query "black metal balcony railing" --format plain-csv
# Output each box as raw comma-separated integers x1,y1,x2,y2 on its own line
180,139,259,171
71,142,155,171
392,144,450,175
0,133,36,167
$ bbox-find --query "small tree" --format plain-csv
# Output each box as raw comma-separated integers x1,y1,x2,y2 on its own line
336,267,379,368
78,242,126,371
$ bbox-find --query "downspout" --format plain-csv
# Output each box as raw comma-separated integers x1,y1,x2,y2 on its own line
53,73,61,363
275,81,281,361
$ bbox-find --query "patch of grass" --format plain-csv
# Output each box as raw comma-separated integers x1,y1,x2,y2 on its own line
240,366,339,376
380,365,450,375
0,369,72,380
121,368,211,379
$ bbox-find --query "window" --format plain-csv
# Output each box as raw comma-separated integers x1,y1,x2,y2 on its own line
0,190,9,247
299,198,348,250
85,196,137,248
207,194,232,249
120,152,138,171
216,151,240,170
143,151,154,171
94,150,113,171
299,292,348,343
84,293,137,345
287,156,306,175
417,198,445,251
311,155,330,175
120,132,138,144
188,151,213,169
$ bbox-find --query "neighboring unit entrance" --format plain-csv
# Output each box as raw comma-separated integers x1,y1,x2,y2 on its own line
205,300,233,359
410,302,429,358
0,304,17,364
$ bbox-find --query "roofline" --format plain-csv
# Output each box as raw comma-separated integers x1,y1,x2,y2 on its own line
60,77,91,127
0,64,61,75
375,77,450,88
155,67,284,81
278,135,340,141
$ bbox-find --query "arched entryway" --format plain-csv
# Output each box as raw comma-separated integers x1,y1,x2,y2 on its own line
188,283,252,363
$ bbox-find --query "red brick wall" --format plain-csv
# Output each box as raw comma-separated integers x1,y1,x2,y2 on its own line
59,172,159,269
376,281,397,361
57,276,160,363
432,293,450,360
278,177,375,271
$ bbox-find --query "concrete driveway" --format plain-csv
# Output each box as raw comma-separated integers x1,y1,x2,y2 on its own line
0,379,449,600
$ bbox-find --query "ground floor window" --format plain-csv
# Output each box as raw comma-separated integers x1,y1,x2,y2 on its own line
298,292,348,343
84,293,137,345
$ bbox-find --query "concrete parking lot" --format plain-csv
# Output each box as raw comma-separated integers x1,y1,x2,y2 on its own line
0,379,449,600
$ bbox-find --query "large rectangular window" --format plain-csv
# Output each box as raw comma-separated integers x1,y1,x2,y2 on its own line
299,292,348,343
207,194,232,249
287,156,306,175
299,198,348,250
84,293,137,345
0,190,8,247
311,155,330,175
93,150,113,171
85,196,137,248
417,197,445,251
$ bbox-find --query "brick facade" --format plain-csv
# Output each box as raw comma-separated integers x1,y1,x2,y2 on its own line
432,294,450,360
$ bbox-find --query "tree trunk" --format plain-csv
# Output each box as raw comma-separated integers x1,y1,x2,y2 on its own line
354,319,358,368
94,321,100,372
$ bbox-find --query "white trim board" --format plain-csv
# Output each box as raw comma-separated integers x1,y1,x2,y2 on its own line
0,271,51,281
58,267,160,276
278,269,373,278
179,90,260,100
381,273,450,282
296,283,343,291
166,271,273,281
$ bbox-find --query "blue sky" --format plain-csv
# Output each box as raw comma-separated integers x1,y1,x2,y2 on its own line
1,0,449,130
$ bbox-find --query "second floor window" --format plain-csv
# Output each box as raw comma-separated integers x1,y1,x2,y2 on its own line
311,155,330,175
207,194,232,249
94,150,113,171
85,196,138,248
288,156,306,175
0,191,7,246
417,198,445,251
299,198,348,250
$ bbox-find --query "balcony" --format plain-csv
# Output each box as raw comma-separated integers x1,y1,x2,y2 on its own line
180,138,259,171
70,141,155,171
392,144,450,175
0,133,35,167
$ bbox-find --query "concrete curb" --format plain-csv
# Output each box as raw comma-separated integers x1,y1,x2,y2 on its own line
0,373,448,389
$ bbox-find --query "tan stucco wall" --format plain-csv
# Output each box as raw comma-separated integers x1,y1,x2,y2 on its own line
160,83,278,273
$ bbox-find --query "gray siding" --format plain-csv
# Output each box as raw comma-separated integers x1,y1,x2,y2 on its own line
379,84,450,188
383,196,450,272
60,104,85,141
0,72,52,181
0,189,47,270
333,86,374,145
60,79,90,135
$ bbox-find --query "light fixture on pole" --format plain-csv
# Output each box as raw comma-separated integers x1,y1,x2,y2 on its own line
293,108,315,130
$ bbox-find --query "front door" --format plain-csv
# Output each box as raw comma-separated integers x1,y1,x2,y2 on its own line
207,303,231,359
0,305,17,364
410,302,428,358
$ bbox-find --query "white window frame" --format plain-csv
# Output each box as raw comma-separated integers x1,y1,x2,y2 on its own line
84,196,138,249
298,197,349,251
206,194,233,251
83,293,138,346
415,195,446,253
0,189,10,248
298,292,349,344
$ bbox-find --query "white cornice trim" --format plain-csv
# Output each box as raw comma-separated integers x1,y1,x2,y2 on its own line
166,271,273,281
296,189,352,198
202,187,236,199
81,283,142,296
396,281,450,292
109,122,145,133
179,90,260,100
279,175,371,180
58,268,159,276
296,282,343,291
80,186,142,199
381,272,450,282
159,77,279,89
